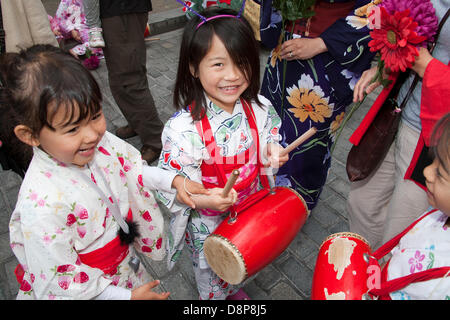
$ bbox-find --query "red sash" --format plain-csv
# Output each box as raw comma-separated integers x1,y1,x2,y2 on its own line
367,209,450,299
194,99,270,216
77,208,133,275
15,209,133,285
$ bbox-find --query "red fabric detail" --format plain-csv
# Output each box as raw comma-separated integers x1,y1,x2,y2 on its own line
404,133,427,191
367,209,450,299
15,264,25,285
419,59,450,146
377,260,391,300
371,266,450,298
78,209,133,275
14,209,134,283
234,188,270,214
194,99,270,216
349,72,399,146
286,0,355,38
372,209,437,260
78,236,129,275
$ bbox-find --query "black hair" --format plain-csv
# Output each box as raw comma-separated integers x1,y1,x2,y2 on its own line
173,6,261,121
0,44,102,137
430,112,450,174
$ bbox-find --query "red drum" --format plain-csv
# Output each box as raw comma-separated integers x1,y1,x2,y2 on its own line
311,232,372,300
203,186,309,285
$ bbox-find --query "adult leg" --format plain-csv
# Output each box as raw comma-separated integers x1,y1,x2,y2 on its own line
347,140,396,250
381,122,429,243
83,0,101,28
101,13,163,160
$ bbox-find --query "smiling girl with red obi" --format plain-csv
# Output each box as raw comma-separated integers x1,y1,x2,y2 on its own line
156,5,287,300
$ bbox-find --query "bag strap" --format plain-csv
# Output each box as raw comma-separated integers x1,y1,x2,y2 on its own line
398,8,450,110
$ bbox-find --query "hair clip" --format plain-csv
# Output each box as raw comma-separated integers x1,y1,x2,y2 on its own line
176,0,246,29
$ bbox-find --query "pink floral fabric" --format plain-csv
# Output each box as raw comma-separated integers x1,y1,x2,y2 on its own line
387,209,450,299
10,132,165,299
48,0,103,57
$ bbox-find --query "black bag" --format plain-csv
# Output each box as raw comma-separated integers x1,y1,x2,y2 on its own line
346,71,414,182
346,8,450,182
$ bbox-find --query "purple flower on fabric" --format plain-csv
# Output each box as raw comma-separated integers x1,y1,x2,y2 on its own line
82,54,100,70
408,250,425,273
380,0,438,45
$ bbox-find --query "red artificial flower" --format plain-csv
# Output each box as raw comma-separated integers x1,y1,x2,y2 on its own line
369,7,427,72
218,0,232,5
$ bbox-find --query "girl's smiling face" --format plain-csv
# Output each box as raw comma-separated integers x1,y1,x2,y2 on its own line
35,102,107,167
194,34,249,114
423,156,450,217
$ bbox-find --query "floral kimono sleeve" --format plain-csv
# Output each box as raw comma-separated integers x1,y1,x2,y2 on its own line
156,112,205,208
320,0,378,74
257,95,282,146
55,0,84,36
10,199,111,300
102,132,166,261
156,112,206,268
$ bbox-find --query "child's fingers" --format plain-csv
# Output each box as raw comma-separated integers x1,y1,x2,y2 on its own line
190,183,210,195
151,291,171,300
180,193,196,209
146,280,162,290
145,280,171,299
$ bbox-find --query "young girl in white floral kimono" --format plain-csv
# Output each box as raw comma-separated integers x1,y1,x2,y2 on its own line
3,44,207,300
366,113,450,300
156,6,288,300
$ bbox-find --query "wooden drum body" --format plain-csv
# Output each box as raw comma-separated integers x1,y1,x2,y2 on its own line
311,232,372,300
203,186,309,285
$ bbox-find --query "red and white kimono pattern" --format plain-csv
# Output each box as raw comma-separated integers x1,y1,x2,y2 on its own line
386,209,450,300
157,95,281,299
10,131,166,299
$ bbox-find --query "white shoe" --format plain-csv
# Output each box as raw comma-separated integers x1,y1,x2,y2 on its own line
88,27,105,48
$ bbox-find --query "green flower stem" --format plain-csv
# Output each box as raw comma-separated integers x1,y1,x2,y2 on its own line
280,22,295,118
330,97,365,156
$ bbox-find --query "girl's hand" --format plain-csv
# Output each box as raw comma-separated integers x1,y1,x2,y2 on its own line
353,66,385,103
71,29,81,42
280,37,327,61
192,187,238,212
172,175,210,209
131,280,170,300
264,143,289,168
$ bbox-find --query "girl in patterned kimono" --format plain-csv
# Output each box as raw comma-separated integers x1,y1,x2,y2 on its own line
367,113,450,300
260,0,377,210
157,6,287,300
48,0,103,59
4,44,206,300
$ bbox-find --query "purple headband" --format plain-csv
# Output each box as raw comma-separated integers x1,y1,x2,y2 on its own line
176,0,247,29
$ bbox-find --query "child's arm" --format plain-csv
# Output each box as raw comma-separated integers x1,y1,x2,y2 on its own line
141,165,209,209
256,95,287,169
263,143,289,169
94,280,170,300
188,187,238,212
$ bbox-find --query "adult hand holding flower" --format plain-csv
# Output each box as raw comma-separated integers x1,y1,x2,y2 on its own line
367,0,438,85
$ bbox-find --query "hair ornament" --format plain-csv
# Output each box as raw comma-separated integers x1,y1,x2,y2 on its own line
175,0,247,29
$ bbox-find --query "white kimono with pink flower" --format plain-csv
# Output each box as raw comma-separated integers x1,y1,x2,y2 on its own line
9,131,174,300
387,209,450,300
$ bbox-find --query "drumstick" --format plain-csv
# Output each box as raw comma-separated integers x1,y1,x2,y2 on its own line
280,127,317,157
222,170,240,197
144,37,160,42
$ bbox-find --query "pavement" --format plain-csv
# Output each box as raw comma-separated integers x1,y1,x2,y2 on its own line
0,0,377,300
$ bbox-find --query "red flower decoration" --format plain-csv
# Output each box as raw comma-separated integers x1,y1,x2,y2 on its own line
218,0,232,5
369,8,427,72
